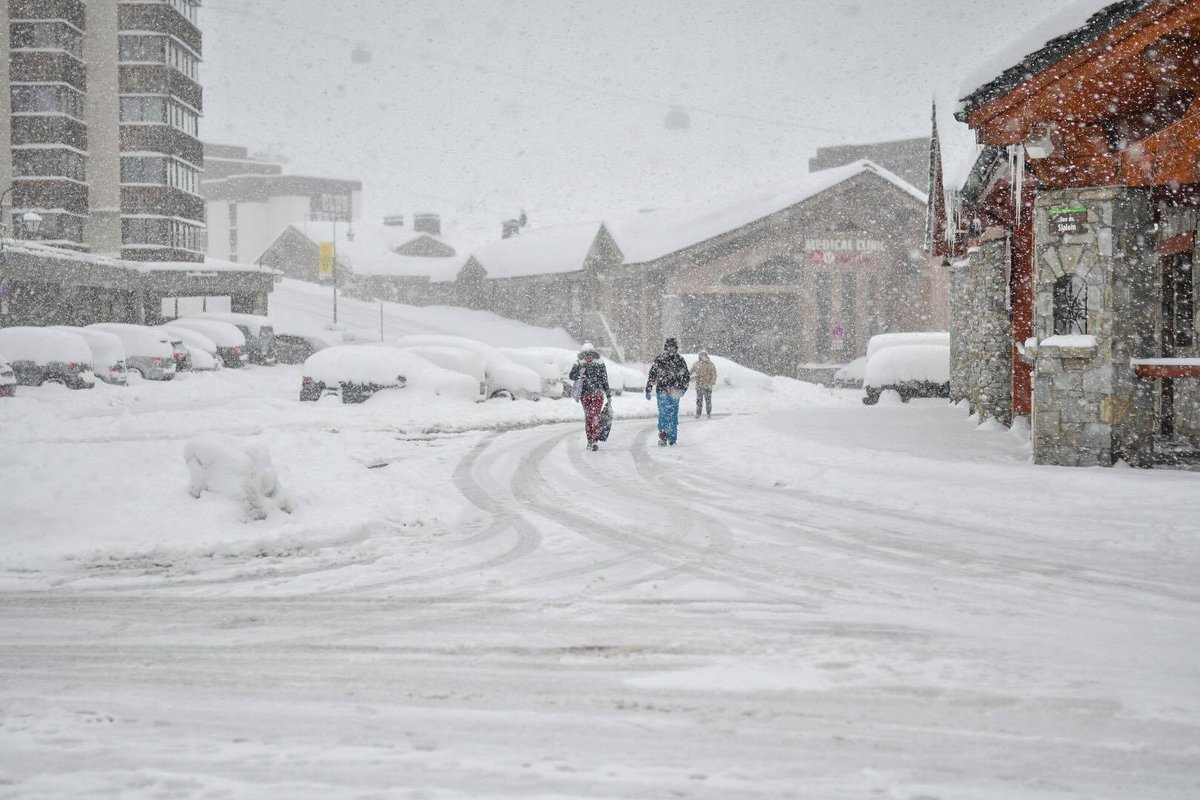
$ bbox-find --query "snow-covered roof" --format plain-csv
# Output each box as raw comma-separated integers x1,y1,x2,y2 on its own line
608,160,925,265
957,0,1153,118
469,222,606,279
289,221,469,283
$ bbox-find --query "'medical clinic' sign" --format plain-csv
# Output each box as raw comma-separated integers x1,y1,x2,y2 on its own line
804,238,885,270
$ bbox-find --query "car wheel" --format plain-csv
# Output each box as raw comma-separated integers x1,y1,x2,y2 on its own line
862,388,880,405
489,388,515,401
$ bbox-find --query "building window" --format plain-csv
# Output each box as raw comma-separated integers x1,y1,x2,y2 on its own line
311,193,350,219
10,84,85,120
14,211,84,243
123,217,202,252
118,34,167,63
10,21,84,60
12,148,86,181
167,0,200,24
119,96,199,136
120,156,200,194
1165,253,1195,349
123,35,201,80
1053,274,1088,336
120,95,167,123
167,40,199,80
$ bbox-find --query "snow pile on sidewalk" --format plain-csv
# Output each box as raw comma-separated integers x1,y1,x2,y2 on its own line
184,433,293,521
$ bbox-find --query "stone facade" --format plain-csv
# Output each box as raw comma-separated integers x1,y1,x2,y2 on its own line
1028,187,1158,467
949,236,1012,423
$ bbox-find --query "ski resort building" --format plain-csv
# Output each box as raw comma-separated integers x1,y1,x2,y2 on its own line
604,159,938,375
257,215,483,308
947,0,1200,467
0,0,278,327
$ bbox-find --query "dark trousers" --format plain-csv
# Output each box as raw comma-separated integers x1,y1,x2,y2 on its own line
695,388,712,416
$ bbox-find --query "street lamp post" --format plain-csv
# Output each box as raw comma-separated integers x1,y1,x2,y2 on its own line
326,213,355,327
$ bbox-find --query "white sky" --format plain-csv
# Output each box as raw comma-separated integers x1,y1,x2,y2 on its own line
200,0,1104,241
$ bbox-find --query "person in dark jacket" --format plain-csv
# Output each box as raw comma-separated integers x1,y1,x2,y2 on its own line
645,337,690,446
569,342,611,451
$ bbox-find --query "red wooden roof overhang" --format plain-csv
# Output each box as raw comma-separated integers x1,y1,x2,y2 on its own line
961,0,1200,190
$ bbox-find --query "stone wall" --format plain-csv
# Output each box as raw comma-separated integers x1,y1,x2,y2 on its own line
1030,187,1157,467
949,236,1012,423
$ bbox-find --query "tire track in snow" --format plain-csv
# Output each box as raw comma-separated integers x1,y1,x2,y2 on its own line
508,422,810,603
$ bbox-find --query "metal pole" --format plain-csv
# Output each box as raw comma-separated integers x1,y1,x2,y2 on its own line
332,217,338,325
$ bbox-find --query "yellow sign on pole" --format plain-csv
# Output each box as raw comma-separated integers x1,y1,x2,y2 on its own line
318,242,335,280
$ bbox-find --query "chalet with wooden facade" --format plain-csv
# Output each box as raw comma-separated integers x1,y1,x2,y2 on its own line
947,0,1200,466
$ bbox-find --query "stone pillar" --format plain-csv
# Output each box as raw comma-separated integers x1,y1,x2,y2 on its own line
949,235,1012,422
1030,187,1157,467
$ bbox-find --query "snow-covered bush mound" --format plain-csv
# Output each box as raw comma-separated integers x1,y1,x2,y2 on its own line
184,434,293,522
686,353,774,390
863,344,949,386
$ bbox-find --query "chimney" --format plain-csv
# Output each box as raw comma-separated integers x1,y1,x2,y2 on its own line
413,213,441,237
382,214,405,227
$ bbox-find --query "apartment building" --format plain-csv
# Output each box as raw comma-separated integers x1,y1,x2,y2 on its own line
201,142,362,264
0,0,205,261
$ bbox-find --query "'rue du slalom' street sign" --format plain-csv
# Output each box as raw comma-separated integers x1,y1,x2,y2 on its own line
1048,205,1088,236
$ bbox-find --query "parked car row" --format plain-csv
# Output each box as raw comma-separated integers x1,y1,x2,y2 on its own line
298,338,651,405
0,313,278,396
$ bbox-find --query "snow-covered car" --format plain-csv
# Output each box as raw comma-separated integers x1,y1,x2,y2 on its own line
832,356,867,389
0,327,96,389
513,346,642,396
300,345,479,404
87,323,177,381
865,331,950,359
156,329,191,372
184,312,277,365
50,326,129,386
498,347,571,398
398,345,488,399
0,352,17,397
862,343,950,405
162,325,221,371
393,334,542,400
165,318,248,368
274,332,332,365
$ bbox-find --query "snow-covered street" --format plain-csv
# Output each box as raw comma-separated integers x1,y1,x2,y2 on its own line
2,369,1198,799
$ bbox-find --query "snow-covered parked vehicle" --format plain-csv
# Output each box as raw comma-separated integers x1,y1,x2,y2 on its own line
0,327,96,389
0,352,18,397
184,312,277,365
393,334,542,400
300,345,479,404
832,356,867,389
862,334,950,405
512,346,641,396
398,345,488,399
165,318,248,368
498,347,572,398
162,325,221,371
88,324,177,381
50,326,129,386
683,352,773,391
274,331,333,365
